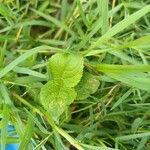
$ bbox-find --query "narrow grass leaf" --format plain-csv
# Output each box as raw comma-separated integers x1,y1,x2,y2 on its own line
0,42,7,68
116,132,150,141
11,110,25,139
131,118,142,133
61,0,68,21
1,104,10,150
25,109,50,134
108,4,123,17
0,4,14,19
53,131,67,150
0,45,51,79
137,137,149,150
19,115,35,150
33,135,51,150
55,126,84,150
85,35,150,57
105,73,150,91
0,83,12,105
81,143,117,150
96,64,150,73
100,0,109,34
111,88,133,110
89,5,150,50
0,20,53,33
31,8,76,37
77,0,90,28
0,84,11,150
13,66,47,79
109,51,141,64
38,39,66,46
0,35,15,42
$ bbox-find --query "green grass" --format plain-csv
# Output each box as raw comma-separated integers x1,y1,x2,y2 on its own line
0,0,150,150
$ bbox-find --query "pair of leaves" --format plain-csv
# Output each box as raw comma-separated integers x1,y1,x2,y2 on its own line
40,53,84,120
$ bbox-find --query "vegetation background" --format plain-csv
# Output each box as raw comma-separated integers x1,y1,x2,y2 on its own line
0,0,150,150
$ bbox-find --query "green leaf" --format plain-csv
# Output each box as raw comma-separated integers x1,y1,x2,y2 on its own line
89,5,150,50
31,8,76,37
13,66,46,79
116,132,150,141
95,64,150,73
76,72,100,100
40,80,77,120
1,104,10,150
19,114,35,150
48,53,84,87
100,0,109,35
111,88,133,110
0,45,53,79
106,73,150,91
0,4,15,19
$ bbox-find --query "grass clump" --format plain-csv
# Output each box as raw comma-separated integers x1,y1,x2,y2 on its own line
0,0,150,150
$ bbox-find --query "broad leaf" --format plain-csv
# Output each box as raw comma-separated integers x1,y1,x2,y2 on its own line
76,72,100,100
48,53,84,87
40,80,77,120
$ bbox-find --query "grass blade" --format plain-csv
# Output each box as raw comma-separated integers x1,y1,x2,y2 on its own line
13,66,47,79
33,135,51,150
0,104,10,150
100,0,109,34
116,132,150,141
0,83,12,150
111,88,133,110
89,5,150,50
105,73,150,91
0,45,51,79
77,0,90,28
96,64,150,73
31,8,76,37
19,114,35,150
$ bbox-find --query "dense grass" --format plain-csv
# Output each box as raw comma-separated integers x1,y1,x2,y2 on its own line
0,0,150,150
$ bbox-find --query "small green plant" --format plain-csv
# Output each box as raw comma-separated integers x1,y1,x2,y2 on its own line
40,53,84,120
